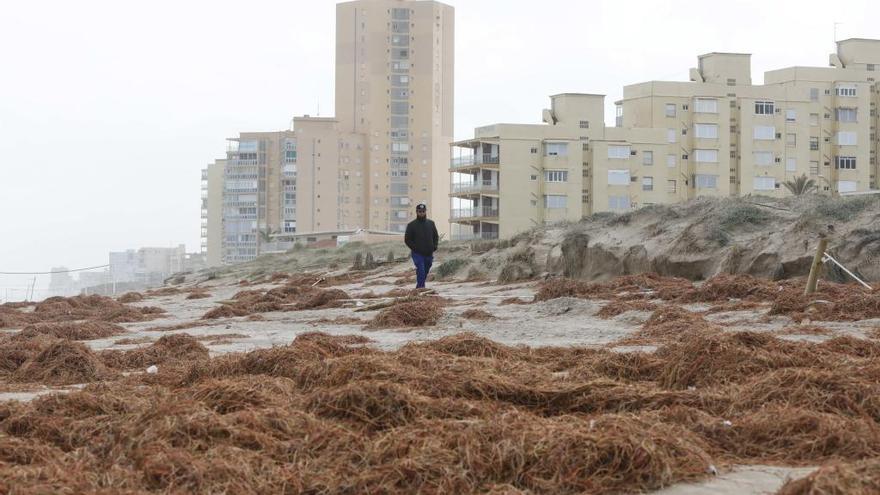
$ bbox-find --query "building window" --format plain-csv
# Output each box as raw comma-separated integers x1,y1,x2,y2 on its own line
810,161,820,176
785,109,797,122
530,147,538,154
786,133,797,147
529,174,538,181
869,64,876,71
607,169,631,186
754,176,776,191
786,158,797,172
666,154,676,167
579,120,589,129
608,196,631,210
810,113,819,126
667,180,677,193
544,142,568,156
810,88,819,101
643,151,653,166
545,170,568,182
810,137,820,151
695,124,719,139
835,85,857,97
667,128,677,143
755,101,775,115
642,176,654,191
607,145,631,159
837,131,857,146
754,125,776,140
837,180,858,193
836,107,858,122
694,98,718,113
695,174,718,189
544,195,567,209
754,151,774,166
665,103,676,117
694,149,719,163
835,156,857,170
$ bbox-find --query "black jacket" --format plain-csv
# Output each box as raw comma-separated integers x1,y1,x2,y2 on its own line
405,218,439,257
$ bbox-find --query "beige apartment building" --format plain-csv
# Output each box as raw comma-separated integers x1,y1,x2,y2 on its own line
336,0,454,235
201,159,224,266
451,39,880,240
205,0,454,264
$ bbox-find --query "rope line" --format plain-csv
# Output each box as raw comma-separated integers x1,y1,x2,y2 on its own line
0,264,110,275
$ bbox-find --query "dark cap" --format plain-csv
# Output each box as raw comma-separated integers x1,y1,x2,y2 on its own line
416,203,427,211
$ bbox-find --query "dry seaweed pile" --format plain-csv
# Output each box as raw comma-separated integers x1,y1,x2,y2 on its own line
202,278,351,319
2,330,880,493
366,296,447,329
11,340,115,385
538,273,880,322
117,292,144,303
0,294,164,329
777,457,880,494
100,334,210,370
186,290,212,300
15,321,126,341
461,309,495,320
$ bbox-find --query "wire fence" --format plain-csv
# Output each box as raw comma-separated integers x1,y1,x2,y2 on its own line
0,265,115,304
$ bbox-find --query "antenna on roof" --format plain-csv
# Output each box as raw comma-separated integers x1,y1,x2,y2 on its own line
317,98,321,117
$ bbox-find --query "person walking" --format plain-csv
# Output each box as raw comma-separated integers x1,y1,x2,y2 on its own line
404,203,439,289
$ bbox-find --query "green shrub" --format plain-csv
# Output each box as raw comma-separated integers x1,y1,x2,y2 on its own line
815,196,878,222
434,258,469,279
718,205,771,229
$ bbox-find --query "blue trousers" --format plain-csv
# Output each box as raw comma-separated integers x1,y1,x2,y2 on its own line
411,252,433,288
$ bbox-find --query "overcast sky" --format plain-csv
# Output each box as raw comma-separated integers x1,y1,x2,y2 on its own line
1,0,877,296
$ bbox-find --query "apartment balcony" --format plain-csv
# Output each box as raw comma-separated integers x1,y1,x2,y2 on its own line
450,154,500,170
450,180,499,196
450,206,500,221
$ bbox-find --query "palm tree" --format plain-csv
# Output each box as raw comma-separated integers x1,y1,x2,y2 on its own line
783,174,817,196
258,228,278,244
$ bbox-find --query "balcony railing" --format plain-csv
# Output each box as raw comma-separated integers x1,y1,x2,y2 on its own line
451,206,500,219
451,231,500,241
450,153,500,168
451,181,499,194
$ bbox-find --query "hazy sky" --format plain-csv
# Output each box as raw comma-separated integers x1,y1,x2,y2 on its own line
1,0,877,295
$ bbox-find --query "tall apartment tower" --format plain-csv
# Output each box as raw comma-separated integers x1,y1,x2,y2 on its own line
335,0,454,235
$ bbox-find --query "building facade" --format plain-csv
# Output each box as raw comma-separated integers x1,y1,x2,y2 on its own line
451,40,880,240
206,0,454,264
336,0,454,235
201,159,224,266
